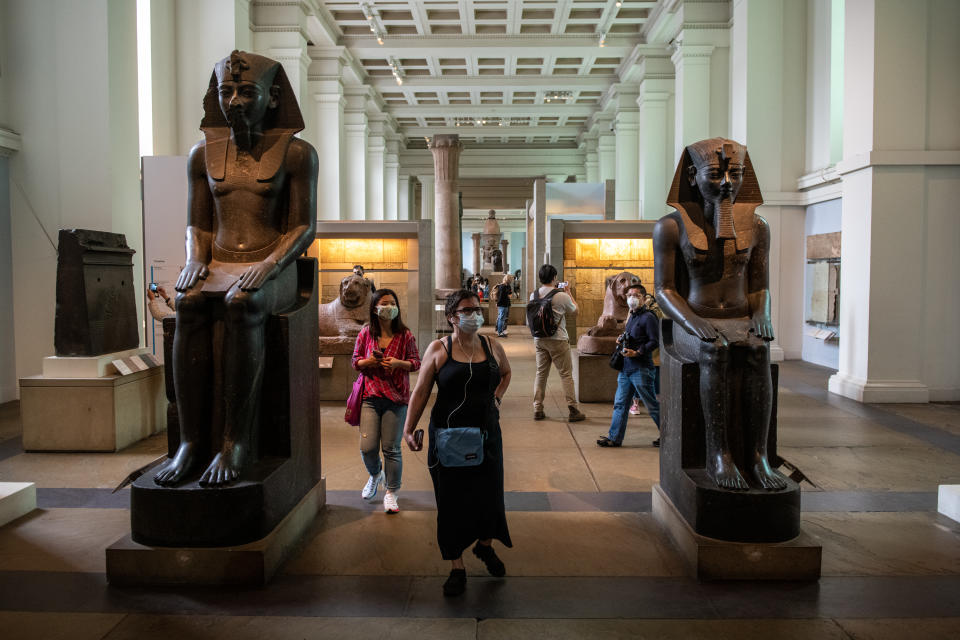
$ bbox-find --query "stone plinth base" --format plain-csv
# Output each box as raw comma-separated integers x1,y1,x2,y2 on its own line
318,354,355,401
43,348,148,378
573,351,619,403
652,484,821,581
20,367,165,452
107,478,325,586
0,482,36,526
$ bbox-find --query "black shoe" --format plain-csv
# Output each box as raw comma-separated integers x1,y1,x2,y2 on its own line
568,407,587,422
472,542,506,577
596,436,621,447
443,568,467,596
652,438,660,448
534,410,545,420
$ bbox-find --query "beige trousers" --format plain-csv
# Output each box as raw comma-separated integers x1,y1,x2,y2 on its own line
533,338,578,411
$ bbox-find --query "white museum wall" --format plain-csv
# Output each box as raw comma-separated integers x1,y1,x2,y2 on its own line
802,198,841,369
4,0,144,386
0,158,15,403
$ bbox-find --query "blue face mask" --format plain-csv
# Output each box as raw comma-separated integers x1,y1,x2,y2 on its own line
458,312,484,333
377,304,398,320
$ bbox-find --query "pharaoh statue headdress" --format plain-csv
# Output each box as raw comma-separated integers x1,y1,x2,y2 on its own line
200,50,305,182
666,138,763,252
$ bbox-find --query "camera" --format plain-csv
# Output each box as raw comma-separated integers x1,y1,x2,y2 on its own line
149,283,159,293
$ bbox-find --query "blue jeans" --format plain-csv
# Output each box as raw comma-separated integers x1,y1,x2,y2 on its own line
496,305,510,334
607,367,661,444
359,397,408,491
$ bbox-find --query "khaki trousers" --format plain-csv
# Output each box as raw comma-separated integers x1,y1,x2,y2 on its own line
533,338,578,411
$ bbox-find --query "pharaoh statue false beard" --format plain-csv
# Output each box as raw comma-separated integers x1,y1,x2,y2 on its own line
715,197,736,239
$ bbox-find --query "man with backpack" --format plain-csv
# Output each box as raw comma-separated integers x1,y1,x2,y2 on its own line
528,264,586,422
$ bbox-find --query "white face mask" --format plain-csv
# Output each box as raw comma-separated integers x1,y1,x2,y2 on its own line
627,296,641,310
458,312,484,333
377,304,398,320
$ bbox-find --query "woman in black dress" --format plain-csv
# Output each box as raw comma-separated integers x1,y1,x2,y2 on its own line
403,289,513,596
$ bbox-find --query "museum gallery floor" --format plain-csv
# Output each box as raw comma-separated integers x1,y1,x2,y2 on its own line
0,331,958,639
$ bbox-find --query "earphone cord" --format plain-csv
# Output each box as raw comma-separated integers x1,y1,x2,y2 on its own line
428,333,476,470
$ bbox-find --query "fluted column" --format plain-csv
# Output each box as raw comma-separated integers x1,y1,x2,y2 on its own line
500,238,509,272
472,233,482,275
430,134,464,293
397,175,411,220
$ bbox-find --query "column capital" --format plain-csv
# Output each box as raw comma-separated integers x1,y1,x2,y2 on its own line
670,43,716,66
429,135,463,182
0,127,22,157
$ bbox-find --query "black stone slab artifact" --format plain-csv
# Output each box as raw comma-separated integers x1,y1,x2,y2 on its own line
653,138,799,543
54,229,139,356
130,50,320,547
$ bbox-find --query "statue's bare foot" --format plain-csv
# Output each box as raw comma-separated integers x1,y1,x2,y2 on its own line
750,455,788,490
707,453,749,491
199,443,246,487
154,442,200,486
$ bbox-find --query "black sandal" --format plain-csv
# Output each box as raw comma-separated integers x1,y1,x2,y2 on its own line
472,542,506,577
596,436,621,448
443,568,466,596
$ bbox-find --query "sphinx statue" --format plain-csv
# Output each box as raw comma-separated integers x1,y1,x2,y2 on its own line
317,273,373,354
576,271,640,355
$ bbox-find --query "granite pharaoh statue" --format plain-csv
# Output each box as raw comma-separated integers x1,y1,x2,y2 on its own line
653,138,787,492
153,50,318,487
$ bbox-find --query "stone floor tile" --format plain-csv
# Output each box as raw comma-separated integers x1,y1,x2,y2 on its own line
835,618,960,640
501,447,598,492
103,615,477,640
579,447,660,492
0,401,22,443
778,445,960,491
879,403,960,438
1,611,126,640
499,420,574,449
0,508,130,573
805,512,960,576
777,416,925,448
320,443,436,492
478,618,852,640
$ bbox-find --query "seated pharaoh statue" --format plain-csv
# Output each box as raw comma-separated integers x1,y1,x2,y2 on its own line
576,271,640,355
151,50,319,490
653,138,796,542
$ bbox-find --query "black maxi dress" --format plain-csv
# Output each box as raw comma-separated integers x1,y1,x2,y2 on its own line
428,335,512,560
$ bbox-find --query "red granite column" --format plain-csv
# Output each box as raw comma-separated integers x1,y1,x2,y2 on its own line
430,134,463,294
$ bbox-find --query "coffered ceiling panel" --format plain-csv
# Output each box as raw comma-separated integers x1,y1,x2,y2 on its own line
316,1,656,147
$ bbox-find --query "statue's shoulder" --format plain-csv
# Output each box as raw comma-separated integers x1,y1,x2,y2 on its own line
286,138,319,170
653,212,682,242
187,141,207,173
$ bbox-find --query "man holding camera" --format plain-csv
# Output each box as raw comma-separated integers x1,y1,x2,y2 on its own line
597,283,661,448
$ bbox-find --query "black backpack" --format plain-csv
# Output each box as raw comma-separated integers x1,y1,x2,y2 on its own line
526,288,561,338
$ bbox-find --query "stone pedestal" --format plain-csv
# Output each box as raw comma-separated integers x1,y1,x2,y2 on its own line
42,347,148,378
318,354,355,402
653,484,821,581
107,478,325,586
20,367,165,452
0,482,37,527
573,351,619,403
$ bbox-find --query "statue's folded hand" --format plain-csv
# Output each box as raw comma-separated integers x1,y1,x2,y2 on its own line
175,261,209,292
237,260,279,291
686,316,720,342
750,314,775,341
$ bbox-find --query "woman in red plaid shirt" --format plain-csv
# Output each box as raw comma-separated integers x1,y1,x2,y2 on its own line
351,288,421,513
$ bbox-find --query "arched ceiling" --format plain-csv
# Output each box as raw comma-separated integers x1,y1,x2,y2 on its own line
311,1,665,148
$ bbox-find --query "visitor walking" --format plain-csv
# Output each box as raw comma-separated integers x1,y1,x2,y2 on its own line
351,289,421,513
495,274,513,337
529,264,586,422
403,289,513,597
597,284,661,448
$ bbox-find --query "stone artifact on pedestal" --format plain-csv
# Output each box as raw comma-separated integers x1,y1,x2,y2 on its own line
480,209,505,276
115,52,323,573
317,273,373,354
576,271,640,355
652,138,817,579
54,229,139,356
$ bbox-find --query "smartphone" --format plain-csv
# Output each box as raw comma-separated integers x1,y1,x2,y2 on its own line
413,429,424,450
372,349,384,359
149,283,159,293
558,281,568,289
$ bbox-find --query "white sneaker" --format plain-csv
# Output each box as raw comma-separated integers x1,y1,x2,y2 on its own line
383,491,399,514
361,470,383,500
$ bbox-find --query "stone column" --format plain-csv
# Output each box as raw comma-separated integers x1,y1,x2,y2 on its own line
672,43,715,162
637,55,674,220
613,86,640,220
500,238,509,272
597,115,617,182
430,134,463,293
384,137,400,220
250,1,310,126
308,50,345,219
419,175,435,221
342,88,369,221
471,233,482,275
583,135,599,183
397,175,411,220
366,115,386,220
827,0,960,402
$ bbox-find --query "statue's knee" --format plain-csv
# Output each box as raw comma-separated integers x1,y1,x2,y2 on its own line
745,341,769,365
701,340,730,362
175,291,205,321
224,290,267,326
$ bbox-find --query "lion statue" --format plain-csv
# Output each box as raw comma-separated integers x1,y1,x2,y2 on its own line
318,274,373,354
576,271,640,355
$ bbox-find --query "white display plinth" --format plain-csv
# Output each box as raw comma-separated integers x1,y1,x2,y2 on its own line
0,482,37,526
20,367,166,452
43,348,148,378
938,485,960,524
